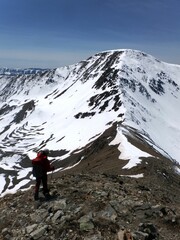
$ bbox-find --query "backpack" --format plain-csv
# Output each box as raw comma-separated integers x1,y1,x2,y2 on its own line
32,164,44,178
32,153,45,178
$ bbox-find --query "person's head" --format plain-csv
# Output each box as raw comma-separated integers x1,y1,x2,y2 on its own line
42,149,49,156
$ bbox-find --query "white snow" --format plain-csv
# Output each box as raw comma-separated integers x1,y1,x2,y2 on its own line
0,49,180,197
120,174,144,178
0,179,30,198
110,126,151,169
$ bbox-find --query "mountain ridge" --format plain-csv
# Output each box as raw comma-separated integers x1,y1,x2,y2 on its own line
0,67,49,76
0,49,180,197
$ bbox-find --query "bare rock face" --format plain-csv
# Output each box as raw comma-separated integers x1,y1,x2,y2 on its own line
0,171,179,240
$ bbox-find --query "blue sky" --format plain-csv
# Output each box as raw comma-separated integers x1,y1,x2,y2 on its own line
0,0,180,68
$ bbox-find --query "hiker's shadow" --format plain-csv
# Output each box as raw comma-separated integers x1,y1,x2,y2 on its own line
34,194,59,209
39,194,59,202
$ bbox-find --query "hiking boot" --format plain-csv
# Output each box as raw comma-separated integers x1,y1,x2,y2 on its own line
34,193,39,201
44,193,52,201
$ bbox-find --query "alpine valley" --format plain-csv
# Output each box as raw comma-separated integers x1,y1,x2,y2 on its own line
0,49,180,239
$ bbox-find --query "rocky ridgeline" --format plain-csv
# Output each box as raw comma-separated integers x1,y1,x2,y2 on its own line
0,173,179,240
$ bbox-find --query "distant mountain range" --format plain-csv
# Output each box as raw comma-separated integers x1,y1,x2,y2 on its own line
0,49,180,197
0,67,49,76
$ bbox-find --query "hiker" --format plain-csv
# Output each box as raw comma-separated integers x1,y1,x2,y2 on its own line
32,149,55,200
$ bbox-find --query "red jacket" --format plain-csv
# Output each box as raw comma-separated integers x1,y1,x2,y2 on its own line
32,152,54,173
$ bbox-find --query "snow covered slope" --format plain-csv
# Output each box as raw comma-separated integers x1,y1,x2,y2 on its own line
0,49,180,196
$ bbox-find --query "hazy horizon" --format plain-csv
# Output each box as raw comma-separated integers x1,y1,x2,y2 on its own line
0,0,180,68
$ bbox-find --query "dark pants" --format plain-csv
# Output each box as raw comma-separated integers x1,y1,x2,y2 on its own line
34,174,49,199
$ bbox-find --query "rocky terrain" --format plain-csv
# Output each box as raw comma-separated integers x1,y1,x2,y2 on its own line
0,133,179,240
0,171,179,240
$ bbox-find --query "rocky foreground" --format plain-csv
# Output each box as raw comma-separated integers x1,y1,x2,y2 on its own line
0,171,179,240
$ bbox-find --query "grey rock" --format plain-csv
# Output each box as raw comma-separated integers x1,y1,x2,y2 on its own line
79,221,95,231
133,231,149,240
79,214,94,231
96,204,117,222
30,225,48,239
51,210,63,222
51,199,67,211
25,224,38,234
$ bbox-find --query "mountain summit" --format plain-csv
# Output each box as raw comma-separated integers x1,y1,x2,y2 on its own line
0,49,180,196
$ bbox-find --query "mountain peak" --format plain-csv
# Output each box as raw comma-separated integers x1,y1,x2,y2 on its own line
0,49,180,197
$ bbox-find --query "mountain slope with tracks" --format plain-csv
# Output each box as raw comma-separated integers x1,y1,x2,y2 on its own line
0,49,180,197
